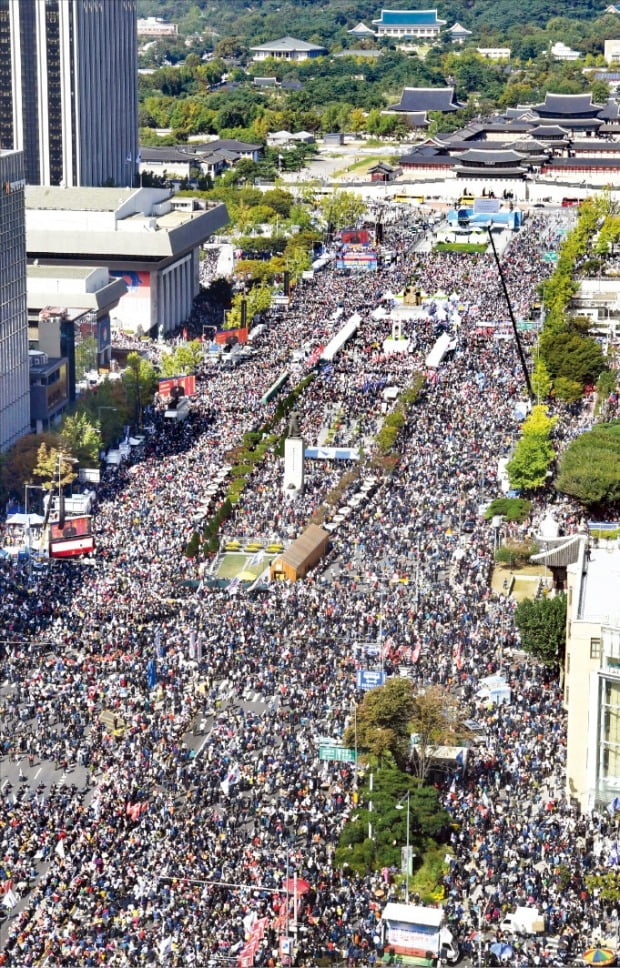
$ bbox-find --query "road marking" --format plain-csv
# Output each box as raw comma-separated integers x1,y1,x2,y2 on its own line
1,778,9,791
34,767,42,781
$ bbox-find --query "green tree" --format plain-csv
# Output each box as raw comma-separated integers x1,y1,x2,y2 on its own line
507,405,557,491
514,594,567,665
555,421,620,506
33,445,78,492
160,341,204,376
532,357,552,401
335,763,450,876
409,685,471,782
553,376,583,402
543,332,607,388
484,497,532,523
0,432,59,499
123,352,158,429
344,677,416,767
585,871,620,903
507,433,555,490
59,412,100,467
320,190,366,232
74,336,98,383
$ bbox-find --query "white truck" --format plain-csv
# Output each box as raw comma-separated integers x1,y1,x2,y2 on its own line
381,902,459,965
500,906,545,935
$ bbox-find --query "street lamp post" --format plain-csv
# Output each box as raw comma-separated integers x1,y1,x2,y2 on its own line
396,791,411,903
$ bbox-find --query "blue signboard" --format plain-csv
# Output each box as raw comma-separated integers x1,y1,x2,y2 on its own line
357,669,386,691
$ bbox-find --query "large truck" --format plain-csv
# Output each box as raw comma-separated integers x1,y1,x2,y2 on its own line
380,903,459,966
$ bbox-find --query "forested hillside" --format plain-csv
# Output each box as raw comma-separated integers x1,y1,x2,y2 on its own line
138,0,615,45
135,0,620,146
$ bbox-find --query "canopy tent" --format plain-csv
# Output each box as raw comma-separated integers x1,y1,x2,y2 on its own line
477,674,511,705
6,513,44,526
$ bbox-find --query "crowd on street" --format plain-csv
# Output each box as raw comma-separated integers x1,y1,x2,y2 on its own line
0,205,616,968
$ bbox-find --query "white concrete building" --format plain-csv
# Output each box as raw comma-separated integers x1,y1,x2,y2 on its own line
0,0,138,188
605,39,620,65
137,17,177,37
0,149,30,450
563,538,620,811
476,47,511,60
372,9,446,41
26,187,229,336
551,41,581,61
250,36,326,62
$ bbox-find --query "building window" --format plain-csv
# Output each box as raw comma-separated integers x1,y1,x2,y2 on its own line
600,678,620,793
591,637,602,659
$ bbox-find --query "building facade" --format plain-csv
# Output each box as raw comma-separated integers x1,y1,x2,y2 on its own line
563,537,620,811
372,9,446,41
249,36,326,62
0,150,30,451
26,187,229,337
0,0,138,188
136,17,177,37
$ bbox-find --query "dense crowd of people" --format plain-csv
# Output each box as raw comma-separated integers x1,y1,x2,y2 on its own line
0,205,614,968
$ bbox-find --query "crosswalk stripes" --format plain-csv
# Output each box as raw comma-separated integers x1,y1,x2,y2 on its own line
99,708,126,737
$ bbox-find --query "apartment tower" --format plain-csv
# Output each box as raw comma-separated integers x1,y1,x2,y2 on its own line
0,0,138,187
0,149,30,450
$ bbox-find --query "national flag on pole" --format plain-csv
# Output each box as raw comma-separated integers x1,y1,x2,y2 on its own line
159,935,174,960
126,152,132,164
136,151,142,164
146,658,157,690
220,761,241,796
2,888,17,910
227,577,241,596
247,550,264,567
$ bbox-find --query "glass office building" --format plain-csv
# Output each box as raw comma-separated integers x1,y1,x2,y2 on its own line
0,149,30,451
0,0,138,187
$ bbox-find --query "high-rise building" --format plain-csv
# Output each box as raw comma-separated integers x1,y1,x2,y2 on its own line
0,149,30,451
0,0,138,188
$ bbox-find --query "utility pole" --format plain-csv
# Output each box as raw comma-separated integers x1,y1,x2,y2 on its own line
486,225,534,401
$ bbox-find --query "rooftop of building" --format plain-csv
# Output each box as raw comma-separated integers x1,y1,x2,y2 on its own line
347,21,376,34
579,541,620,625
388,86,461,113
249,36,326,52
28,265,96,280
533,92,604,115
373,9,446,25
26,187,136,212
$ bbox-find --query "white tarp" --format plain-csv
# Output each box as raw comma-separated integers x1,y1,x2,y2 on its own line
425,332,455,369
320,313,361,362
477,674,511,705
6,513,44,526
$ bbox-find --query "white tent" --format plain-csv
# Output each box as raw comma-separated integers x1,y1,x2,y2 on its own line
6,513,44,526
477,674,511,705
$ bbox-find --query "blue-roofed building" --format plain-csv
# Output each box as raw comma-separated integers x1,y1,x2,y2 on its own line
372,9,446,41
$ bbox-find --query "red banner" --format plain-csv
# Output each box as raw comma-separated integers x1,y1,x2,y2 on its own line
50,535,95,558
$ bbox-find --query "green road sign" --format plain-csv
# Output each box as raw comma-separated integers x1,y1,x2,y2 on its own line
319,745,358,763
543,252,559,263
